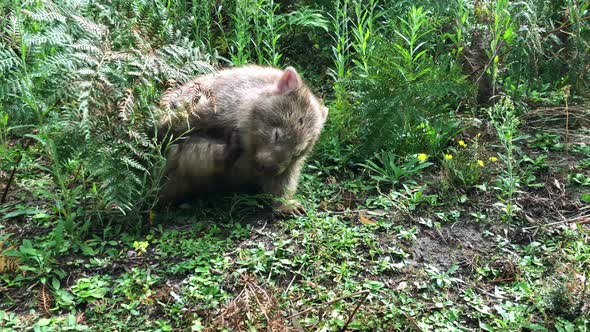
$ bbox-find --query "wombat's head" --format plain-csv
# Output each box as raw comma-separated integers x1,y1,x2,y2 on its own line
243,67,328,175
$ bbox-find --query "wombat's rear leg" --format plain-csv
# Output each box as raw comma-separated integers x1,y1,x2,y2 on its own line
159,130,241,204
157,81,216,140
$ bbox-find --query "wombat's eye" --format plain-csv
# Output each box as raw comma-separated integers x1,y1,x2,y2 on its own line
299,117,304,125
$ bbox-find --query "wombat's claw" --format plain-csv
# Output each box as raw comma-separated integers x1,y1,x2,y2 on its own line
274,200,306,217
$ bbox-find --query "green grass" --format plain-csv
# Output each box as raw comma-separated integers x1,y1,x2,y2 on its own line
2,123,589,330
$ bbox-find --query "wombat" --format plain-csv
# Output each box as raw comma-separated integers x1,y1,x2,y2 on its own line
158,65,328,216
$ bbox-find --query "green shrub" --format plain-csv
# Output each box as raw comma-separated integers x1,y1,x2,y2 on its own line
349,7,468,159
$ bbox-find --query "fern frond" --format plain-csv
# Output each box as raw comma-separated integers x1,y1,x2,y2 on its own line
70,41,103,56
0,11,21,46
70,14,107,38
118,89,135,121
0,48,21,73
38,53,80,76
0,254,19,274
21,9,67,24
121,156,148,173
39,284,52,316
23,27,73,47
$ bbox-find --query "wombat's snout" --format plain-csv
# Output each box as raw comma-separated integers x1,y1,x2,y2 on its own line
255,162,279,174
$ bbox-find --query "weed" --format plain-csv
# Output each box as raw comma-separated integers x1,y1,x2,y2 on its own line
360,152,433,190
442,135,490,188
350,0,379,75
72,275,111,304
328,0,352,83
486,0,515,96
230,0,253,65
425,264,462,289
488,97,522,221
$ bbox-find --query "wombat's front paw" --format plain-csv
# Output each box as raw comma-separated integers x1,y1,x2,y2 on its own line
273,199,306,217
227,128,240,147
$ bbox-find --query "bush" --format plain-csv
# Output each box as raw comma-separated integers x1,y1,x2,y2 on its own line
348,6,468,159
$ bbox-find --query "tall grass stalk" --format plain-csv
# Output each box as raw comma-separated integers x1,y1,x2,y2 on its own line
191,0,216,56
329,0,351,83
565,0,590,93
391,6,433,81
261,0,283,67
231,0,252,65
351,0,378,75
252,0,284,66
448,0,468,60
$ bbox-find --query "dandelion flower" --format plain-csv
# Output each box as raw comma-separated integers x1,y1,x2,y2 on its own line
489,156,498,162
477,159,485,167
458,140,467,147
418,153,428,161
444,154,453,160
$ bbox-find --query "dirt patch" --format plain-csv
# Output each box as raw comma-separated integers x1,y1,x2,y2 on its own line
409,222,491,271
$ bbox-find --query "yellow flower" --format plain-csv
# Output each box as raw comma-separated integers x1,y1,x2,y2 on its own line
458,140,467,147
477,159,485,167
418,153,428,161
489,156,498,162
444,154,453,160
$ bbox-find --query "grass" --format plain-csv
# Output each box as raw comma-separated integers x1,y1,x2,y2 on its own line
2,110,589,330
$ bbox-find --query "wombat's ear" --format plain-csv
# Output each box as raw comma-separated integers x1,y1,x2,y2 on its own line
276,67,302,93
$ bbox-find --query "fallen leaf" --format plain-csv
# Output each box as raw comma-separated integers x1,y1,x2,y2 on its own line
359,212,377,226
300,280,318,288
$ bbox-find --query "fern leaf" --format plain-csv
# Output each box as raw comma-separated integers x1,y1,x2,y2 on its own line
21,9,66,23
118,89,135,121
0,254,20,274
121,156,149,174
70,14,107,38
39,284,53,316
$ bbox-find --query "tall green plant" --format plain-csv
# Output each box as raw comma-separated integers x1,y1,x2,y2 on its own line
486,0,515,96
447,0,469,60
188,0,217,56
349,6,466,159
488,97,522,222
350,0,379,75
252,0,284,66
329,0,351,83
565,0,590,93
230,0,253,65
391,6,434,81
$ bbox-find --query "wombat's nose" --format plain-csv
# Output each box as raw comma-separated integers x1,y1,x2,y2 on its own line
256,163,278,174
265,164,278,174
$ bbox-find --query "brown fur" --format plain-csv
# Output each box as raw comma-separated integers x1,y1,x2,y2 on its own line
158,65,328,215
